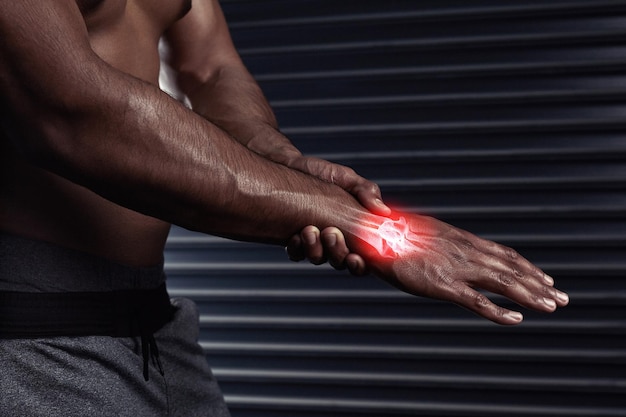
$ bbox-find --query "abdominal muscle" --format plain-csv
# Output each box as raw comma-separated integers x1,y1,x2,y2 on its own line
0,1,186,267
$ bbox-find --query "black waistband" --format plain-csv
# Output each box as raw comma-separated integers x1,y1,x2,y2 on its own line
0,283,176,339
0,283,177,381
0,232,166,293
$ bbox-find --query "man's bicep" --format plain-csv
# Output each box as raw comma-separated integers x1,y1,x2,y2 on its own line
164,0,245,92
0,0,98,149
1,0,93,86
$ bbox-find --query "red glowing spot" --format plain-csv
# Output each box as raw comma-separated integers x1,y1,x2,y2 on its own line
378,217,410,258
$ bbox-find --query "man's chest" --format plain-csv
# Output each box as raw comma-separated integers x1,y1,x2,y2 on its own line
77,0,191,34
75,0,191,83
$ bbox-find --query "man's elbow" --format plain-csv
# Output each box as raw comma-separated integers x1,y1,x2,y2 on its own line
2,89,100,175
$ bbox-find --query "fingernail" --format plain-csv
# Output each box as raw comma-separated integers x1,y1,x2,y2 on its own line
556,291,569,304
376,198,391,212
543,297,556,309
544,273,554,285
505,311,523,322
304,231,317,245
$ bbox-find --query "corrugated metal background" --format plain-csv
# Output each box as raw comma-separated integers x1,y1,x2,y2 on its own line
164,1,626,415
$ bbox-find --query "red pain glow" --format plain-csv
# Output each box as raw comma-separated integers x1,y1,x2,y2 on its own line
354,216,419,259
378,217,411,257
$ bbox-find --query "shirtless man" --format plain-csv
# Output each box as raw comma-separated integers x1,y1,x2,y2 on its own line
0,0,569,415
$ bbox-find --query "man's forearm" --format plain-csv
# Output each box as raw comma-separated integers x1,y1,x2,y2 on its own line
8,60,373,247
180,63,303,166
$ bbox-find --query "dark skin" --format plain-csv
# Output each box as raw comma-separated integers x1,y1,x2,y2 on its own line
0,0,568,324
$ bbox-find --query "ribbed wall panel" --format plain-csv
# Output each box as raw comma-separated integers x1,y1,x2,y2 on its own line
164,1,626,416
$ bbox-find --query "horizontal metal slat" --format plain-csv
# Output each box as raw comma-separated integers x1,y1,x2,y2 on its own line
375,175,626,189
197,316,626,338
271,88,626,109
215,368,626,392
254,59,626,82
266,70,626,96
280,117,626,136
224,395,626,417
239,29,626,57
311,147,626,162
202,339,626,360
225,1,626,28
417,205,626,219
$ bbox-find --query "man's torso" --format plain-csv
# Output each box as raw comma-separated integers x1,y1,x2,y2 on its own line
0,0,192,266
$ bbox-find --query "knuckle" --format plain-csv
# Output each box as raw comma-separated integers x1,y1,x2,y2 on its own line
493,307,509,321
459,238,474,250
504,247,520,261
344,166,357,177
530,286,553,305
356,180,380,195
368,181,381,194
449,251,467,264
530,293,543,306
541,284,555,298
435,267,456,287
493,270,515,288
473,292,492,310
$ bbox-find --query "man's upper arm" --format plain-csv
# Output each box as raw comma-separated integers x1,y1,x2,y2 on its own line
164,0,245,94
0,0,96,109
0,0,105,159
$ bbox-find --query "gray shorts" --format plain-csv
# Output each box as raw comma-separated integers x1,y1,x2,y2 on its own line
0,233,230,417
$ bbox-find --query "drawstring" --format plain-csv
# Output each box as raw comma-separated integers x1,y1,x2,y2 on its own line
129,283,174,382
141,333,164,381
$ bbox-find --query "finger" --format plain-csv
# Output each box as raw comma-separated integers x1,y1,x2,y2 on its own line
456,228,569,306
325,163,391,216
495,248,567,306
466,248,569,312
472,265,561,314
320,227,369,275
553,287,570,307
450,284,524,325
320,227,349,270
431,221,568,310
345,253,368,276
468,233,553,286
354,182,392,216
301,225,326,265
286,234,305,262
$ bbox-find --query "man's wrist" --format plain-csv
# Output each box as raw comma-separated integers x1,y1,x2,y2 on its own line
348,213,422,260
